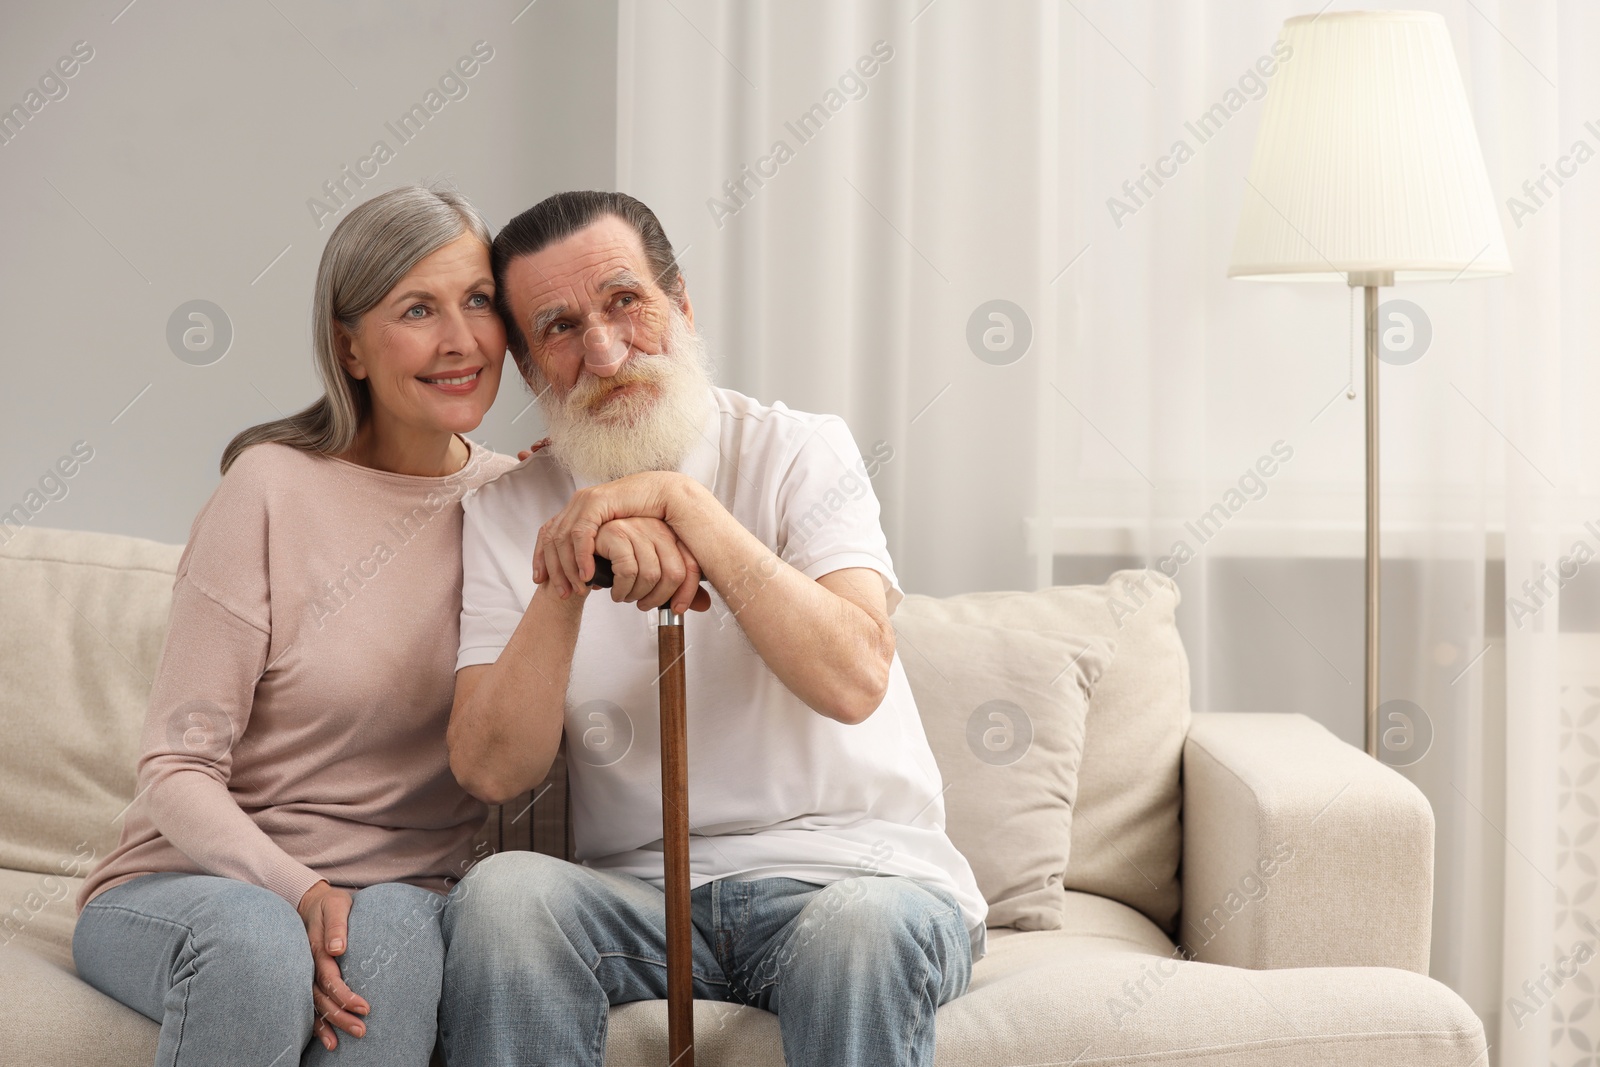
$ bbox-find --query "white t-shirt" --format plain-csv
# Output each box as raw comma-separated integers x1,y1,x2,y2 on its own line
457,386,987,957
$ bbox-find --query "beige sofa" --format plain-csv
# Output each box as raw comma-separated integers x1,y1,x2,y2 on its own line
0,525,1488,1066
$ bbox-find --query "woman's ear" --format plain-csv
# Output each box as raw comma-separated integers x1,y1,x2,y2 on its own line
333,321,367,380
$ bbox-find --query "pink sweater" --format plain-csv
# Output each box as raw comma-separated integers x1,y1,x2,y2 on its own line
79,438,517,911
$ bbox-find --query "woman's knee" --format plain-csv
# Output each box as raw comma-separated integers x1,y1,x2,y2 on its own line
72,875,313,1024
348,883,445,950
343,883,446,995
186,884,315,1013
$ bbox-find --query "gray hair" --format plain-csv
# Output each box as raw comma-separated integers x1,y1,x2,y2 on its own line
220,184,493,474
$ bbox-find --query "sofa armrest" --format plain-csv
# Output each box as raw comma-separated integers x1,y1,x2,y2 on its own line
1180,712,1433,974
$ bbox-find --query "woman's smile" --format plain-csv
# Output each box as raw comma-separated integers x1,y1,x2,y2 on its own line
418,366,485,396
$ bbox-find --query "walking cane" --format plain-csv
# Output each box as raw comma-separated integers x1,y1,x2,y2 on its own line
589,554,695,1067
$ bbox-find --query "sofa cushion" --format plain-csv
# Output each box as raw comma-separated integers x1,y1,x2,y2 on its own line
921,933,1486,1066
0,866,161,1067
604,889,1174,1065
604,895,1486,1067
895,570,1189,936
891,613,1110,929
0,941,159,1067
1,871,1484,1067
0,864,81,970
0,527,181,878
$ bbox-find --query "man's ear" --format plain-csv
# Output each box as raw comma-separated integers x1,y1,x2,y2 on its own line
333,321,367,380
678,280,694,329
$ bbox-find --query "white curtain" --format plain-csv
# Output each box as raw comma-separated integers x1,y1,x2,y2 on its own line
615,1,1599,1063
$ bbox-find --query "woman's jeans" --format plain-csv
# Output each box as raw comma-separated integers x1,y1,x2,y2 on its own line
73,872,444,1067
440,851,973,1067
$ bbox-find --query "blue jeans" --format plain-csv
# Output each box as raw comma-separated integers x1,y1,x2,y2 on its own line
73,873,445,1067
440,851,973,1067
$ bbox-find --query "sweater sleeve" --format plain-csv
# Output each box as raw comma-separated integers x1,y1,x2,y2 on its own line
136,445,325,908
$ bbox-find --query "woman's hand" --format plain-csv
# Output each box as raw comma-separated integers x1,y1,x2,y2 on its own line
591,517,712,614
297,880,369,1051
515,437,552,462
533,472,699,598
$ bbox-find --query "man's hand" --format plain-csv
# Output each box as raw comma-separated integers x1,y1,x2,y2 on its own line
298,880,369,1051
526,467,891,725
533,472,701,598
592,517,712,614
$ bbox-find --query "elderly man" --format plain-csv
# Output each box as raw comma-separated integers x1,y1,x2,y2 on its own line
440,191,983,1067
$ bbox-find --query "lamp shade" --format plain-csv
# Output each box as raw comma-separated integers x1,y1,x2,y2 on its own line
1229,10,1510,282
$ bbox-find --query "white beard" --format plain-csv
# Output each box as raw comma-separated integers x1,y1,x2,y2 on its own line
535,307,714,484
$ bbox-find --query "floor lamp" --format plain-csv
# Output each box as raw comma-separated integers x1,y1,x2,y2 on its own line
1228,11,1510,757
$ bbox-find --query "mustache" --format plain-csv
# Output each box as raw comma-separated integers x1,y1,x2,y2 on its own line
567,352,675,411
533,310,713,484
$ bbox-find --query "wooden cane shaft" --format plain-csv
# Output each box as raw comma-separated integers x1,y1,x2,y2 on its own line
658,621,693,1067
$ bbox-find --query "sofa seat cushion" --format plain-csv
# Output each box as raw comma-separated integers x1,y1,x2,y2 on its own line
0,870,160,1067
606,930,1484,1067
1,870,1485,1067
0,865,82,970
922,936,1486,1066
603,890,1484,1066
605,888,1173,1063
0,941,159,1067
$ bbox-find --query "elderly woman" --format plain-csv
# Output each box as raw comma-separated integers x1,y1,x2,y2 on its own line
71,185,516,1065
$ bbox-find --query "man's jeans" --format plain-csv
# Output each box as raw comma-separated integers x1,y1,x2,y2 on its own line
440,851,973,1067
73,872,445,1067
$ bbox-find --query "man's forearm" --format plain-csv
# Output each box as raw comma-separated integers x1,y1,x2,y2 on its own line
671,484,893,724
448,584,585,804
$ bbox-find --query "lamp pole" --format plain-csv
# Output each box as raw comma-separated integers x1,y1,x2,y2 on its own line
1350,271,1391,758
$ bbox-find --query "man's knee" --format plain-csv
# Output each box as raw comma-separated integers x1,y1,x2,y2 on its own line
795,877,960,963
447,850,574,909
444,851,587,944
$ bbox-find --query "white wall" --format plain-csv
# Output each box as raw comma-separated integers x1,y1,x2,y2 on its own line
0,0,616,545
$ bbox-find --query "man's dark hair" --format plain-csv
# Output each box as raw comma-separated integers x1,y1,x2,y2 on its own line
492,191,686,376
